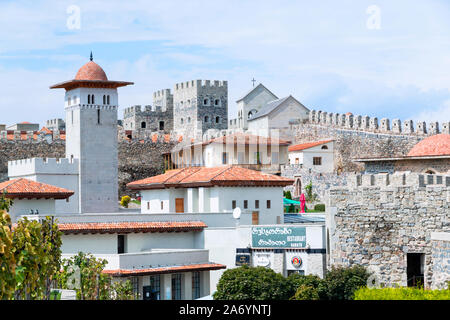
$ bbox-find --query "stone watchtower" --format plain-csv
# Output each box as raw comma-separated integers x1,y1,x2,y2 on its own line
50,54,133,213
172,80,228,137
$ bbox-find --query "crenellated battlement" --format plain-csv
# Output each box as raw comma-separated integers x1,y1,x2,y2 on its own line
344,172,450,189
0,130,65,142
174,80,228,91
8,157,79,177
308,109,450,136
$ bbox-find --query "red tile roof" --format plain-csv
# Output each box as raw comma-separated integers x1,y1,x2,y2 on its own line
75,61,108,81
407,134,450,157
0,178,74,199
58,221,207,234
128,166,294,190
288,140,333,152
204,132,290,146
103,263,226,277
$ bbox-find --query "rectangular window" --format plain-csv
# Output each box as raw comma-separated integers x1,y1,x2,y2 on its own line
147,202,150,210
244,200,248,209
255,200,259,209
192,272,201,299
97,109,101,124
118,235,125,254
161,201,164,210
130,277,139,299
172,274,182,300
271,152,279,164
267,200,271,209
222,152,228,164
313,157,322,166
232,200,237,209
150,275,161,300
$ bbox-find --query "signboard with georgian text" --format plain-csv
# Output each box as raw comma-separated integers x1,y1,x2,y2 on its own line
252,226,307,248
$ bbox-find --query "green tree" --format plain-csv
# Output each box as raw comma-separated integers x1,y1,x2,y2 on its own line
213,265,290,300
57,252,136,300
0,205,15,299
12,216,62,299
323,265,371,300
304,182,318,202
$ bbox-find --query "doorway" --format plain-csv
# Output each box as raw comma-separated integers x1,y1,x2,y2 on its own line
407,253,424,287
252,211,259,225
175,198,184,213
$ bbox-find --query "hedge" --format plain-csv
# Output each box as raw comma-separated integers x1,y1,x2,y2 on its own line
354,287,450,300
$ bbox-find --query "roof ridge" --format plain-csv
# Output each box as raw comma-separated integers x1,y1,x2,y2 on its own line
175,167,204,183
208,166,234,182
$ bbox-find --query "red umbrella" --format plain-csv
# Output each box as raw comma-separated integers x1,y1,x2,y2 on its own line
299,193,306,213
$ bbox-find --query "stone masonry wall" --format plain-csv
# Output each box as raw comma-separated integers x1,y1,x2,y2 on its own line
292,123,423,173
0,140,176,197
430,233,450,289
327,172,450,289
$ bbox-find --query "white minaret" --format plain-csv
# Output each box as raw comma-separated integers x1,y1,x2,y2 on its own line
51,53,133,213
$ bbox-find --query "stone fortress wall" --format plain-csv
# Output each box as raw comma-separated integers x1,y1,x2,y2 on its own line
122,88,174,133
282,109,450,200
0,129,66,143
327,172,450,289
0,140,175,197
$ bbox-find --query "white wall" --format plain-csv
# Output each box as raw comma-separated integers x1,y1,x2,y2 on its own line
9,199,56,222
288,141,334,173
140,186,285,225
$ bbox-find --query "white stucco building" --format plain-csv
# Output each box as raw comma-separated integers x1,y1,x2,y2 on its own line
7,57,326,300
287,140,335,173
0,178,74,221
164,132,290,174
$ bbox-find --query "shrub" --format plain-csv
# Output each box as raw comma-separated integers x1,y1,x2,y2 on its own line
323,265,371,300
314,204,325,212
120,195,131,208
287,274,327,300
354,287,450,300
293,285,321,300
213,265,290,300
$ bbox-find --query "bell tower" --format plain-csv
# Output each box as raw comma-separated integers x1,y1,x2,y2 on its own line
51,54,133,213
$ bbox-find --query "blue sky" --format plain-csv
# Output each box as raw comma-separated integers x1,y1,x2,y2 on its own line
0,0,449,126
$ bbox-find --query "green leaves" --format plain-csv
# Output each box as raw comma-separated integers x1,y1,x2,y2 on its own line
0,207,62,300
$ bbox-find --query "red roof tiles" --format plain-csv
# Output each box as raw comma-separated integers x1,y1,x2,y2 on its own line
407,134,450,157
288,140,333,152
127,166,294,190
103,263,226,277
0,178,74,199
58,221,207,234
75,61,108,81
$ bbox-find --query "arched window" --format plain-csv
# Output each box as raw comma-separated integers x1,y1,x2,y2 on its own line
141,122,146,129
181,118,184,124
204,116,209,123
248,111,253,119
204,99,209,106
425,169,436,174
215,99,220,106
103,95,106,104
92,95,95,104
215,116,220,124
67,97,71,105
87,95,91,104
188,117,191,123
321,145,328,150
159,121,164,130
107,95,110,105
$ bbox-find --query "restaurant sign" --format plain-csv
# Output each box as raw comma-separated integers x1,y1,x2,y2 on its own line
252,226,306,248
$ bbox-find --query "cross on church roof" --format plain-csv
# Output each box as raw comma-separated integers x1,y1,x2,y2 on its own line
251,78,256,87
90,51,93,61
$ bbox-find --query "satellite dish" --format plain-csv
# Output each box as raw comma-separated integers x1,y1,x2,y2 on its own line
233,207,241,219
